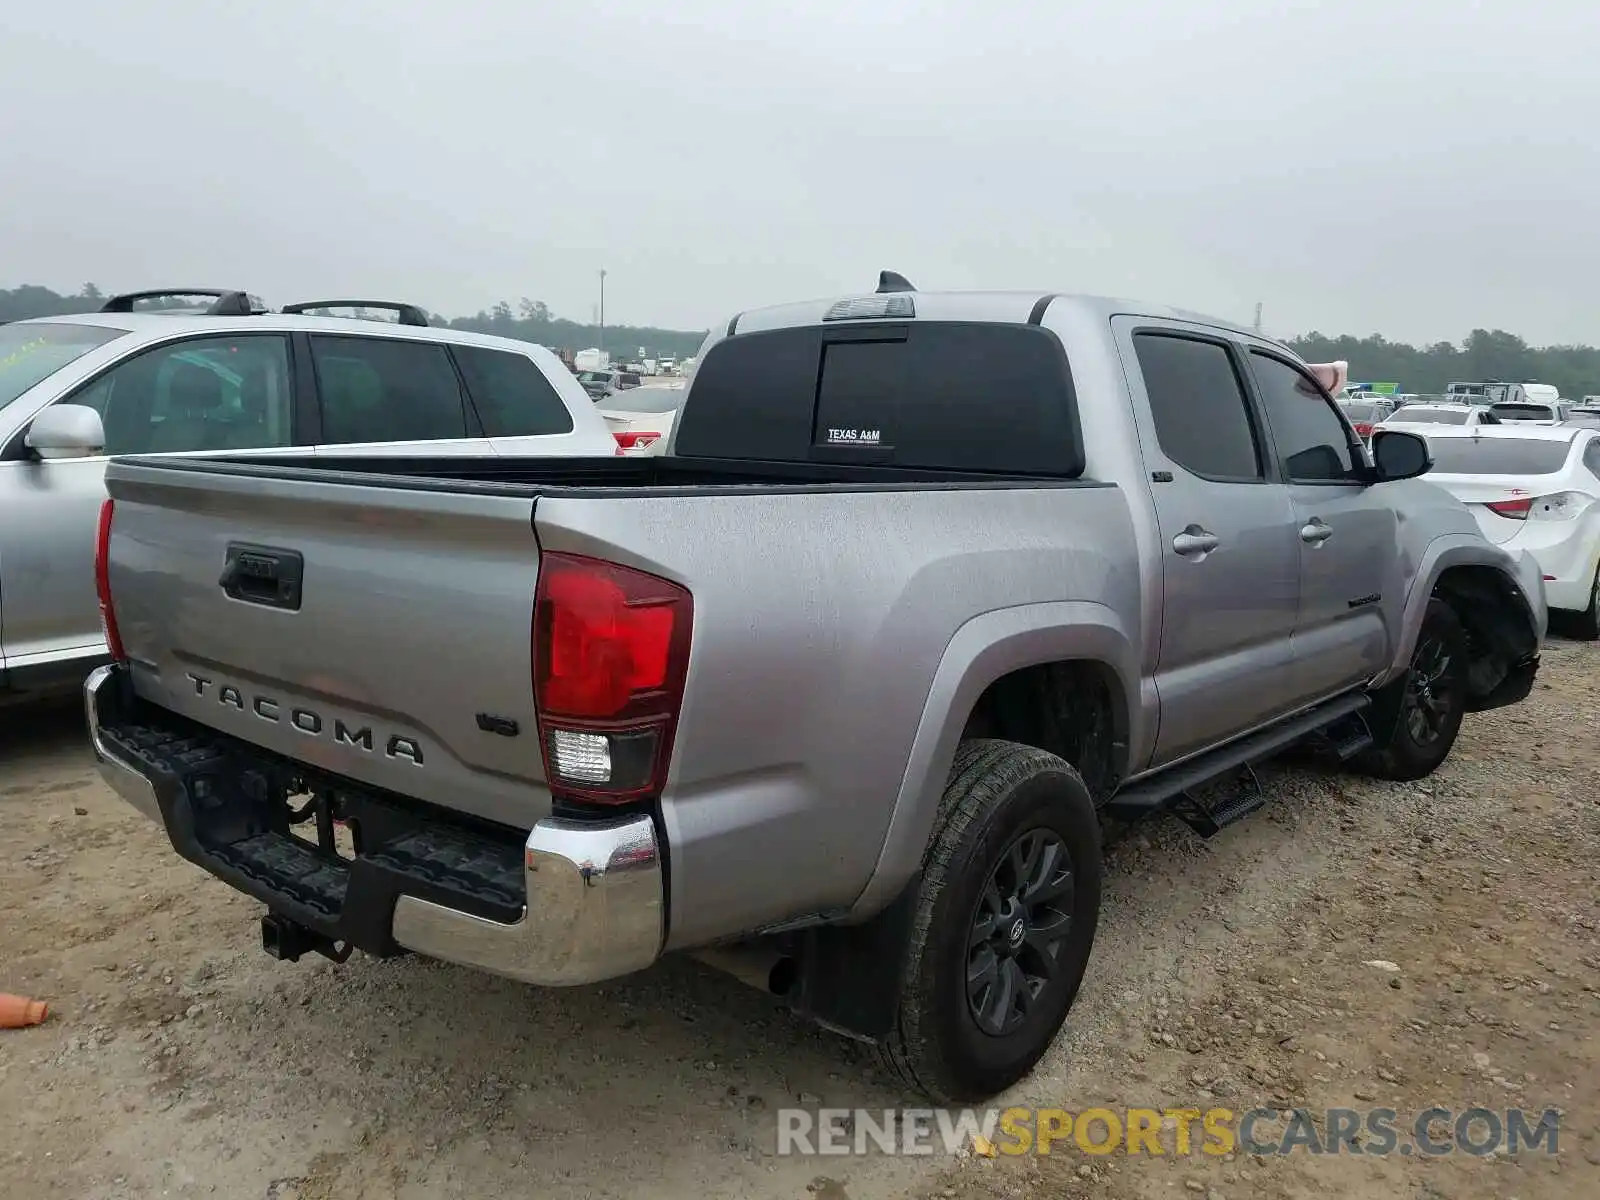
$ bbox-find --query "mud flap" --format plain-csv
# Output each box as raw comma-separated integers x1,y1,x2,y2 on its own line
789,875,920,1042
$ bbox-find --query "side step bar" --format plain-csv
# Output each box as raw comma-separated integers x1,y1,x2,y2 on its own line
1104,693,1372,836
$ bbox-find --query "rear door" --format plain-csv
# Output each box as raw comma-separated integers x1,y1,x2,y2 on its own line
1115,319,1302,766
305,333,493,457
1244,348,1394,701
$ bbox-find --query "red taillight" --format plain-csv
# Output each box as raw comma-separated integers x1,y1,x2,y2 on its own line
532,553,692,804
1353,422,1373,436
1485,498,1533,520
612,430,661,453
94,499,127,661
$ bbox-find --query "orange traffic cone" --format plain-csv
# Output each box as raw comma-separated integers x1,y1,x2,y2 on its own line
0,994,48,1028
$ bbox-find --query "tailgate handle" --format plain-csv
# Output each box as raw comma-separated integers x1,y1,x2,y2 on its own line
219,543,304,611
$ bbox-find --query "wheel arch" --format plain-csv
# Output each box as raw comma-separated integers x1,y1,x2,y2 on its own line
846,601,1139,921
1381,537,1544,708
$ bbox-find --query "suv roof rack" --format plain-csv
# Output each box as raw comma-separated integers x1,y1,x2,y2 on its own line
280,300,430,327
99,289,267,316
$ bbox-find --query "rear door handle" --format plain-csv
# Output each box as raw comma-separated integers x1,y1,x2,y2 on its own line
1300,519,1334,545
1172,526,1221,557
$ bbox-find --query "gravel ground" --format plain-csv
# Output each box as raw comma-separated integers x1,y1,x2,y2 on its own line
2,641,1596,1200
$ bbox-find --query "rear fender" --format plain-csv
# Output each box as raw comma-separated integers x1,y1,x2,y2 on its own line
846,601,1139,920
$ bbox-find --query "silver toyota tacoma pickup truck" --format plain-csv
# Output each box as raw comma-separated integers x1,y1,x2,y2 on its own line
86,281,1546,1102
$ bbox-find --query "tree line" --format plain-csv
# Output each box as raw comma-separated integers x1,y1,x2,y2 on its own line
1288,327,1600,399
0,284,709,361
7,284,1600,396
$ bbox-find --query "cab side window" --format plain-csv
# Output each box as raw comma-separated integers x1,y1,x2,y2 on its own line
1248,352,1359,483
65,336,293,454
1134,333,1264,481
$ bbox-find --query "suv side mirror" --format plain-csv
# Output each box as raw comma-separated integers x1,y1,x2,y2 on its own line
25,405,107,460
1369,429,1431,481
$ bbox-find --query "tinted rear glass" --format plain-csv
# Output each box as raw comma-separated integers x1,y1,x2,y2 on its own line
675,322,1082,476
1339,402,1382,421
1390,407,1469,424
451,345,573,436
1,321,126,411
1490,404,1554,420
1426,437,1573,474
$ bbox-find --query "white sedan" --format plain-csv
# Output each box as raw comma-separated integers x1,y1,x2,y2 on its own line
1420,425,1600,637
594,382,686,455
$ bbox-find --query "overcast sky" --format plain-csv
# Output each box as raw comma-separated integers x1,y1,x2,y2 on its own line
5,1,1596,344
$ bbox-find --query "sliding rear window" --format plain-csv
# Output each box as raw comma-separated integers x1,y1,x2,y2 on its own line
673,322,1082,476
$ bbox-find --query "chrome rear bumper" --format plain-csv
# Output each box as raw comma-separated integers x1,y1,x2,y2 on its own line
85,664,664,986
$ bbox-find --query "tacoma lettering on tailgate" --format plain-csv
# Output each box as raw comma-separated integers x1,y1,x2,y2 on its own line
185,672,424,765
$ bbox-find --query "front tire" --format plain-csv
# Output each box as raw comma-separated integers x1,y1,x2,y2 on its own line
1354,597,1469,781
878,740,1102,1103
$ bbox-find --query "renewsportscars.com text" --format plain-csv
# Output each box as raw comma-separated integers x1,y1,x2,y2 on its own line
776,1106,1562,1158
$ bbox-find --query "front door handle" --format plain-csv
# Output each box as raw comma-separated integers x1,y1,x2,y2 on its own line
1300,519,1334,545
1172,526,1221,557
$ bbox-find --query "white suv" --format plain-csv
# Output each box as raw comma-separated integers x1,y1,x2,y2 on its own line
0,289,617,700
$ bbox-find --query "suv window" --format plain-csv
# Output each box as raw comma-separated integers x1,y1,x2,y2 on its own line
68,334,293,454
1248,351,1358,482
675,322,1083,476
1133,333,1263,481
310,335,469,444
451,345,573,437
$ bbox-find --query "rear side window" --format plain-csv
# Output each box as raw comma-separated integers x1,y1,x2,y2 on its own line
1133,333,1263,481
675,322,1082,475
1425,437,1573,474
310,335,469,444
451,345,573,436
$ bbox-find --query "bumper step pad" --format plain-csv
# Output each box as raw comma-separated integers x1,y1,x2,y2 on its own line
97,707,526,954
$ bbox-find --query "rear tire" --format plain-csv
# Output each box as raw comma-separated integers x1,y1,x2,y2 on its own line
1354,598,1469,781
878,740,1101,1103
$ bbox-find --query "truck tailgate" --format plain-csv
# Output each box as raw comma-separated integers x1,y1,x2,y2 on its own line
104,460,549,830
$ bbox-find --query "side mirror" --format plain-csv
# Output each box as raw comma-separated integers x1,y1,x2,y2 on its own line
1369,429,1431,482
25,405,107,460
